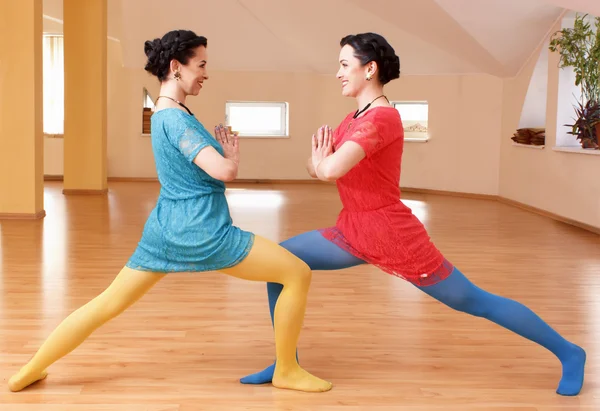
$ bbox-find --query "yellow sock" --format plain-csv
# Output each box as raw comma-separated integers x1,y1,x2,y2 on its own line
8,267,164,392
220,235,332,393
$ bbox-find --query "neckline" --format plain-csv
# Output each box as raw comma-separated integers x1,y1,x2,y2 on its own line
350,105,396,120
153,107,193,116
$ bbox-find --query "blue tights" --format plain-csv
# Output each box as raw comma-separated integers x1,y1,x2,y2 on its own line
240,230,586,396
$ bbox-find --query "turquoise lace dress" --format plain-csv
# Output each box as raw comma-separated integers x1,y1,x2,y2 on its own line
126,108,254,273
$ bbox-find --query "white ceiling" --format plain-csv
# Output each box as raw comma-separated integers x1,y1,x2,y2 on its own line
42,0,600,77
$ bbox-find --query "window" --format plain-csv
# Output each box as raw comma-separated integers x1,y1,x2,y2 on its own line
225,101,288,137
43,34,64,137
392,101,429,142
142,88,155,135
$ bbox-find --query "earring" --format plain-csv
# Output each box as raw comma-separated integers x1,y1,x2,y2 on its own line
174,71,181,81
366,73,372,81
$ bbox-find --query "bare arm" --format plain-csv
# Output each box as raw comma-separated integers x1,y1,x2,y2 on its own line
192,146,238,182
306,156,317,178
191,126,239,182
314,141,365,181
311,125,365,182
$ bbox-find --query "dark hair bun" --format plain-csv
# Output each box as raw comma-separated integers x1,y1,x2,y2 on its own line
144,30,207,82
340,33,400,85
144,38,167,79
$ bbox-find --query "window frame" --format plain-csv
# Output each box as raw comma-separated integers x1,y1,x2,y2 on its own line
142,87,155,136
391,100,430,143
225,101,289,138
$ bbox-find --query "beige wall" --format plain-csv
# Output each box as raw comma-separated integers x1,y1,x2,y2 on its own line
42,25,599,230
499,20,600,229
45,40,503,196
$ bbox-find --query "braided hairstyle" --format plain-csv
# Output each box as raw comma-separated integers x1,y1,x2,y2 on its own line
340,33,400,85
144,30,207,82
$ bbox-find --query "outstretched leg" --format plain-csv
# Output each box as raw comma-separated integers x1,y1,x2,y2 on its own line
220,234,335,392
8,267,165,392
415,265,586,396
239,230,366,384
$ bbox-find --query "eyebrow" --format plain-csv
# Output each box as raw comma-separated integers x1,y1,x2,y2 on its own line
339,59,347,63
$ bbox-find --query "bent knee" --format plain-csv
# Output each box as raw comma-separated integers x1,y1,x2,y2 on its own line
286,258,312,288
295,258,312,282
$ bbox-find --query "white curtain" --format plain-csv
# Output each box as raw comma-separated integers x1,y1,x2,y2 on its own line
43,35,64,135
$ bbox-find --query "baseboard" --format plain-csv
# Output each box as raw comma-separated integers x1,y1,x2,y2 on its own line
401,187,499,201
108,177,158,182
401,187,598,235
46,176,326,184
232,178,328,184
45,176,156,183
62,189,109,195
497,197,600,235
43,177,599,235
0,210,46,220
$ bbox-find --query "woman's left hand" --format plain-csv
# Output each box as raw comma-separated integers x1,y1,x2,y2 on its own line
312,125,333,172
215,125,239,165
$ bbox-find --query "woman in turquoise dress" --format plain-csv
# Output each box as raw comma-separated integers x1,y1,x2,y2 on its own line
8,29,332,394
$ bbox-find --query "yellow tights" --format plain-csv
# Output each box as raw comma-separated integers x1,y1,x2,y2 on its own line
8,235,332,393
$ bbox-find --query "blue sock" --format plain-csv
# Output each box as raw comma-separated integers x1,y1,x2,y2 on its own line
416,266,586,396
240,230,365,384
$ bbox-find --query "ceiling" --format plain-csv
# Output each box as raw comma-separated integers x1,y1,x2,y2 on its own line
42,0,600,77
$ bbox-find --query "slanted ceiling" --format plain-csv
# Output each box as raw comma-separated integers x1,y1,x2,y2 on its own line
42,0,600,77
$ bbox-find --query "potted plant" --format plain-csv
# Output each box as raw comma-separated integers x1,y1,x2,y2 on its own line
549,13,600,149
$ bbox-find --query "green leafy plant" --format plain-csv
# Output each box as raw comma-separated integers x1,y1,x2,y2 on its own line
549,13,600,146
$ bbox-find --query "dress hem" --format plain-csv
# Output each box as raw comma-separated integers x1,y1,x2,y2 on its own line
125,233,256,274
318,227,453,287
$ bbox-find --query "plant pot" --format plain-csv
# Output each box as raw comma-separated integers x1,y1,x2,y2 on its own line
582,124,600,149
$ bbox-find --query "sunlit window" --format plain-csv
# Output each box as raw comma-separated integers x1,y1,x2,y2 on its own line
225,101,289,138
43,35,64,136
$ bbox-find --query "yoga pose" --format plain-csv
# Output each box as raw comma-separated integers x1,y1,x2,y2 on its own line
240,32,586,396
8,29,331,394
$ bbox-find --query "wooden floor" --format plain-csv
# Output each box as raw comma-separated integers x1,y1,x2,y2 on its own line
1,181,599,410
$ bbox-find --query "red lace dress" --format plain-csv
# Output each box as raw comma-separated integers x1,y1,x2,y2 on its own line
318,106,454,286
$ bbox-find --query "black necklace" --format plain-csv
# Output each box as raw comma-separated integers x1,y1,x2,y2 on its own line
353,95,388,119
156,95,194,116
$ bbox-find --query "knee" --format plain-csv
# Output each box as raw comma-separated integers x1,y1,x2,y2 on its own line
443,292,488,317
443,293,474,313
96,291,132,320
102,299,129,320
289,259,312,289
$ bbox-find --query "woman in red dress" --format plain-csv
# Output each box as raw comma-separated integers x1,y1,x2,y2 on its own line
240,32,586,396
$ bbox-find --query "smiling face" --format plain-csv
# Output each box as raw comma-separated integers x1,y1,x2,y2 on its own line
171,45,209,95
336,44,376,97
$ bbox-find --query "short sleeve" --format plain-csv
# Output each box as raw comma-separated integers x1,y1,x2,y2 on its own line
166,113,212,162
176,127,211,162
345,121,383,157
344,111,401,157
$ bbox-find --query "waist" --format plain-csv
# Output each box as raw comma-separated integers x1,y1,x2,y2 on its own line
159,188,225,201
340,200,403,213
